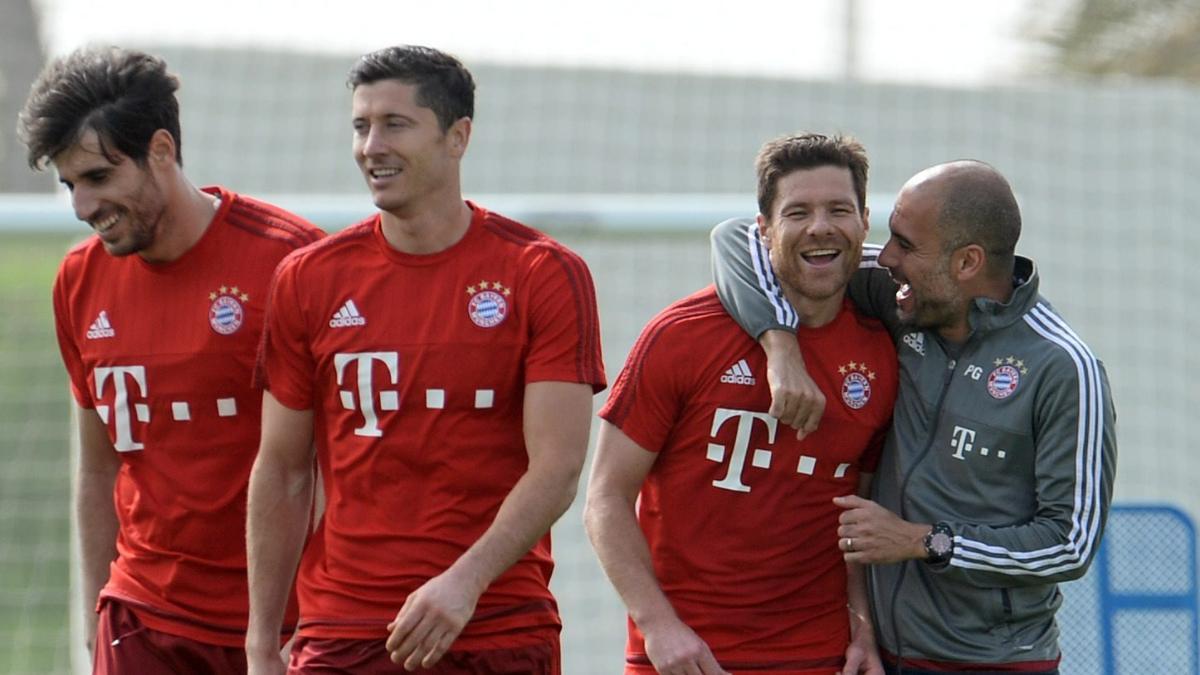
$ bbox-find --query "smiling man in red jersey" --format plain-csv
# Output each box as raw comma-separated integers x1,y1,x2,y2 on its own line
584,134,895,675
246,45,605,675
19,46,323,674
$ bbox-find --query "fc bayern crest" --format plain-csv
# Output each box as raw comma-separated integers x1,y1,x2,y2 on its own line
208,286,248,335
841,372,872,409
987,365,1021,399
467,281,510,328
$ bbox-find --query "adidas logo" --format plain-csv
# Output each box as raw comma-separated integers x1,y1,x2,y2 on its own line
903,332,925,356
720,359,756,386
86,310,115,339
329,300,366,328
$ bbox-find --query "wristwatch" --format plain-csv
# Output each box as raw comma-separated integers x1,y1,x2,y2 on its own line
923,521,954,564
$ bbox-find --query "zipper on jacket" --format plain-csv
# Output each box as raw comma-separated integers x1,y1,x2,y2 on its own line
889,354,960,672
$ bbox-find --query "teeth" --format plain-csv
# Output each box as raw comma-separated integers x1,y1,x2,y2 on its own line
371,168,400,178
94,213,119,232
801,248,839,259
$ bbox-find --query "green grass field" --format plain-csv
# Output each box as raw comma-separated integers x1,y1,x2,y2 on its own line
1,233,80,674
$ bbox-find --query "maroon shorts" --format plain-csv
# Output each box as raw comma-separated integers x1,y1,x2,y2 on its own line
288,633,560,674
93,599,247,675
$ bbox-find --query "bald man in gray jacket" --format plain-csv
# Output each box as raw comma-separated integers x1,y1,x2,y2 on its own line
710,160,1116,675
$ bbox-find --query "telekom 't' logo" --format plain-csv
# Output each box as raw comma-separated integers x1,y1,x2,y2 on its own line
705,408,779,492
334,352,400,437
94,366,149,452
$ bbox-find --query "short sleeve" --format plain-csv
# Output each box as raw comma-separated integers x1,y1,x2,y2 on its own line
52,263,92,408
522,245,606,392
256,254,317,410
598,317,686,454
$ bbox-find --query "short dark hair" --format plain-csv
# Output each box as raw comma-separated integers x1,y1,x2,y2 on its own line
18,46,183,170
756,133,869,218
347,45,475,132
936,161,1022,275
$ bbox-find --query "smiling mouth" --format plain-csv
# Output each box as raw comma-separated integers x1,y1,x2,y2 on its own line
92,212,120,235
369,168,401,179
801,248,840,264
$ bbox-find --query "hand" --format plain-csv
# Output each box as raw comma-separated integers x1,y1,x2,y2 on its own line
246,649,287,675
842,639,884,675
841,606,884,675
834,495,929,564
759,330,824,439
385,571,482,671
642,617,730,675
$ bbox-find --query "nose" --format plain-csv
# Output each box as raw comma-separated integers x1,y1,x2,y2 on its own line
807,209,836,237
358,124,386,159
71,186,98,223
878,237,898,269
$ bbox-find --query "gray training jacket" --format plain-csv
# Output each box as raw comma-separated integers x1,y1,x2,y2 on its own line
710,218,1117,668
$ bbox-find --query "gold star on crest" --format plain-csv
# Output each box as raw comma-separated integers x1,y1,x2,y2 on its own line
868,371,877,380
838,365,847,375
466,285,476,294
219,285,228,294
479,280,490,290
848,361,858,371
994,358,1003,366
209,291,217,300
240,293,249,302
1005,356,1015,365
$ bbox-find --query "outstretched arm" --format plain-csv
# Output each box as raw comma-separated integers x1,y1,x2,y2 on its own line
710,217,824,437
385,381,593,670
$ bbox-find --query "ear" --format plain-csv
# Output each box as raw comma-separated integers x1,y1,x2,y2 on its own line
447,117,472,158
755,213,771,247
147,129,177,169
951,243,987,282
860,205,870,239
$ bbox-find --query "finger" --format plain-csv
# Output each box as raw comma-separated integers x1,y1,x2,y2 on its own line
697,652,727,675
389,614,436,664
384,601,420,652
420,630,457,669
833,495,865,509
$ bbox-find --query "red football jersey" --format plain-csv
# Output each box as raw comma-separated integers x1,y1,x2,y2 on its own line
52,186,323,646
258,203,606,645
600,287,897,671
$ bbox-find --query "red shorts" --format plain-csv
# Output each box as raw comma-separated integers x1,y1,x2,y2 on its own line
93,599,247,675
288,632,560,674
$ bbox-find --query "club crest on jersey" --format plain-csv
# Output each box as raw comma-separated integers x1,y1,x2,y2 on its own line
987,356,1027,399
838,361,875,410
208,286,248,335
467,281,510,328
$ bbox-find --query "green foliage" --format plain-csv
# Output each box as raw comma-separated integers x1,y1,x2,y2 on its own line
1034,0,1200,79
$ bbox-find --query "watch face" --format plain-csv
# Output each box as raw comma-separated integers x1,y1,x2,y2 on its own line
929,532,953,556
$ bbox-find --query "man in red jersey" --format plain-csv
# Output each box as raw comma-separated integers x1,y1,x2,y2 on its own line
18,47,324,674
246,45,606,675
584,134,895,675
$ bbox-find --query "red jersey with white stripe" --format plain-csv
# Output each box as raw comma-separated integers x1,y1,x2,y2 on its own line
258,202,605,643
52,186,323,646
600,287,897,671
